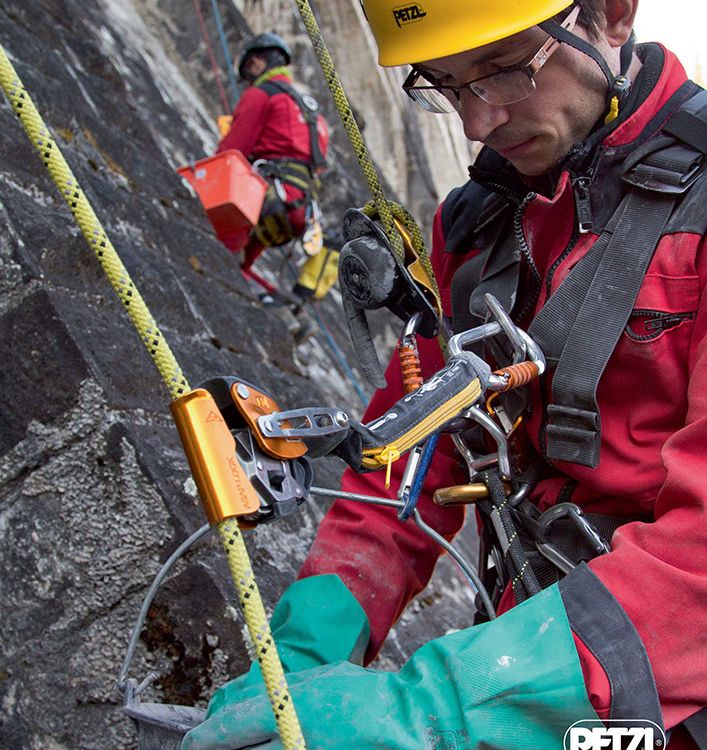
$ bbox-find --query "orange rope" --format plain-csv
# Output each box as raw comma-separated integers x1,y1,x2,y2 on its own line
492,361,539,391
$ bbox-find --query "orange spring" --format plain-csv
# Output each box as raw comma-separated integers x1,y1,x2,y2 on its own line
492,361,539,391
399,344,424,394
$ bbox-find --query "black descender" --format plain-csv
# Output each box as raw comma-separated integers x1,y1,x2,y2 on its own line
338,209,441,389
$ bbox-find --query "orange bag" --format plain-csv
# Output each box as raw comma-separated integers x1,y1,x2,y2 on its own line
177,150,267,236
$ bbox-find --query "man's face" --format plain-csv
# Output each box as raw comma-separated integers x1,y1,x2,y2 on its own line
240,53,268,83
417,24,608,177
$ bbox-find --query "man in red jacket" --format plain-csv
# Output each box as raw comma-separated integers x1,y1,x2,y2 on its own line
216,32,335,311
184,2,706,748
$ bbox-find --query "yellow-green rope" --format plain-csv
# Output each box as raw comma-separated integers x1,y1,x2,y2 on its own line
294,0,441,302
0,43,305,750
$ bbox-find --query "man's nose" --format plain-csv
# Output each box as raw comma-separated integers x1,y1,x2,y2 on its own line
457,90,510,143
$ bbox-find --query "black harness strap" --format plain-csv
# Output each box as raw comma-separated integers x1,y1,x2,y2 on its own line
529,89,707,467
258,79,327,169
450,225,519,335
683,708,707,750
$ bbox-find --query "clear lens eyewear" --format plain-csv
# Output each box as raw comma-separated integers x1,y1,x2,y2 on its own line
403,5,580,114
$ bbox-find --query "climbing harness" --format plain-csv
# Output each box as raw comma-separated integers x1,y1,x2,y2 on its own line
244,74,328,254
0,44,307,750
256,76,327,170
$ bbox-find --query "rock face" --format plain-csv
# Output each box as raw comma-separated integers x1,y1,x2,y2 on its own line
0,1,478,748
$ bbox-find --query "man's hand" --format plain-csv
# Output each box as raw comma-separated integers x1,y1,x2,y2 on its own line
182,583,598,750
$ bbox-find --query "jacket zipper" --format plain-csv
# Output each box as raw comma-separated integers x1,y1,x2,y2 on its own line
571,175,594,234
625,310,695,340
513,193,541,323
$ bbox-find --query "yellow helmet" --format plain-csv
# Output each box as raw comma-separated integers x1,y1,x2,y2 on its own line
361,0,574,66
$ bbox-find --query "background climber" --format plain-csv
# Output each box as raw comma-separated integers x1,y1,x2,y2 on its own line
216,31,341,332
184,0,706,748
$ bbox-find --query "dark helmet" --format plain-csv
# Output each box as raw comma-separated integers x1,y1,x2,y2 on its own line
237,32,292,77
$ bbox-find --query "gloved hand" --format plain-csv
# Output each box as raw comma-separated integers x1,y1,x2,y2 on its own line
182,583,598,750
208,574,369,708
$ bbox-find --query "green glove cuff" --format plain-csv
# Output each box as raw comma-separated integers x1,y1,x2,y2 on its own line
207,574,369,717
269,574,369,672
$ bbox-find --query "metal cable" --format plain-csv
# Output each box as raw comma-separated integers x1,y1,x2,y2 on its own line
118,524,212,687
310,485,496,619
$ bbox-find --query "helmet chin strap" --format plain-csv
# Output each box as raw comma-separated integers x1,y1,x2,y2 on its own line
538,18,635,123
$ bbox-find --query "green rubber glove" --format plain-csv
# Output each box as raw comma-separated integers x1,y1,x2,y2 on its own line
182,583,598,750
207,574,369,716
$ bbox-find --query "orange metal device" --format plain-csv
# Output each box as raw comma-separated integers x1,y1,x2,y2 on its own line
171,388,261,524
177,149,267,237
230,381,307,461
399,343,424,394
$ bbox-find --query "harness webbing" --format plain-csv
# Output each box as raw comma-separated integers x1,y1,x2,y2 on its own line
293,0,441,305
529,89,707,467
535,191,676,467
258,78,327,169
0,44,306,750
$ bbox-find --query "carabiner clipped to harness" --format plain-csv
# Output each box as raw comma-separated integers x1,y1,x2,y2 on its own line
338,208,442,388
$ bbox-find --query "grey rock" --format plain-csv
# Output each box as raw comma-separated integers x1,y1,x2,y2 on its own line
0,2,478,748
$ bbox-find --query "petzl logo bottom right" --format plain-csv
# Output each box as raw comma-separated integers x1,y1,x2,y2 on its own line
565,720,666,750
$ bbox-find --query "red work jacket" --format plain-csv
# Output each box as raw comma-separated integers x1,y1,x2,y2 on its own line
215,72,329,253
216,72,329,166
300,45,706,747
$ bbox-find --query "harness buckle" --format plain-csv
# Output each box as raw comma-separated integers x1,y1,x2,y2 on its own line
622,142,704,195
537,502,610,556
545,403,600,467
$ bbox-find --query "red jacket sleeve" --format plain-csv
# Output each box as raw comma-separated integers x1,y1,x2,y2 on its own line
299,205,469,662
585,233,707,733
216,86,269,157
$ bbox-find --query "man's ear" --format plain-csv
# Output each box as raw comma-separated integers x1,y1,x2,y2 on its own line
603,0,639,48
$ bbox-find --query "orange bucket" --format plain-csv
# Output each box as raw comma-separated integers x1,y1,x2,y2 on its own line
177,150,268,236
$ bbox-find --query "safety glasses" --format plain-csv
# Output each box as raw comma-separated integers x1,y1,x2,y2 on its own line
402,5,581,113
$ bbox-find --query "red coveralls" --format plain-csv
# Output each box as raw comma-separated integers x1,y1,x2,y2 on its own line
300,46,707,747
215,72,329,267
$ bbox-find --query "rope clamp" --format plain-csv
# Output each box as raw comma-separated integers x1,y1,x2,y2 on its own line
171,377,311,525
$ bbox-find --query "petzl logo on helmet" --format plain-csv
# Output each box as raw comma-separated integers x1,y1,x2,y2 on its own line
564,720,666,750
392,3,427,28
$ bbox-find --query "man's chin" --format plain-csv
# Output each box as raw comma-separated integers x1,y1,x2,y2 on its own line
508,150,562,179
492,136,562,178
